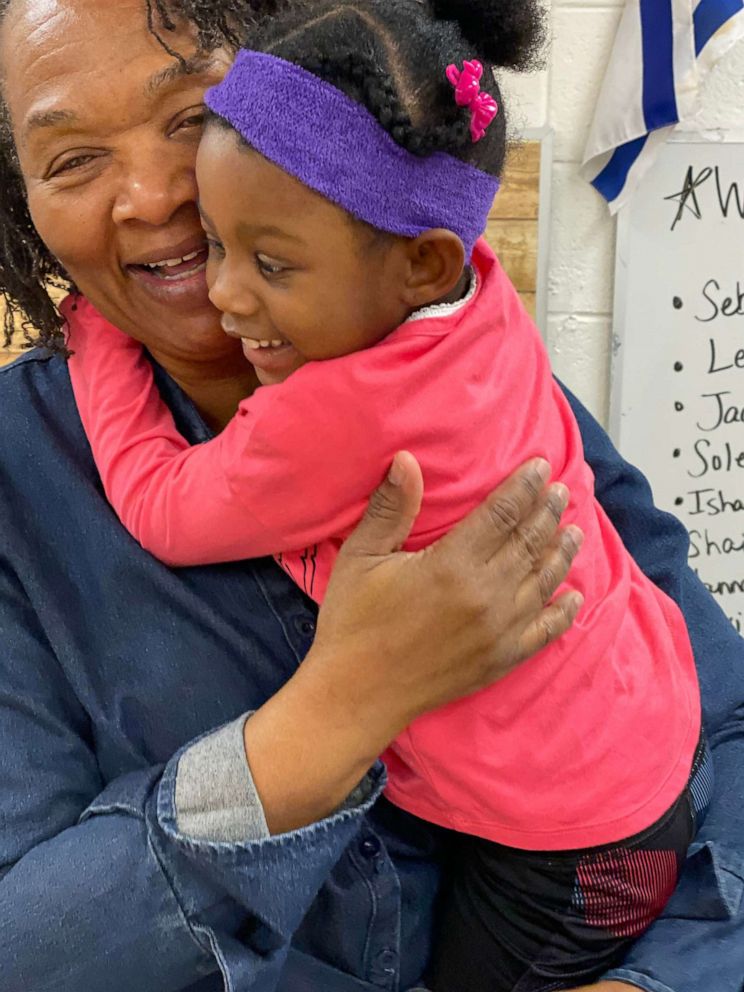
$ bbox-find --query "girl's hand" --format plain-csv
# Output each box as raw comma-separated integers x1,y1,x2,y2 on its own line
245,452,584,834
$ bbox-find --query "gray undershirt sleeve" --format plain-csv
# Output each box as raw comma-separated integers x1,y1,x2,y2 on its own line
174,714,378,843
174,714,270,842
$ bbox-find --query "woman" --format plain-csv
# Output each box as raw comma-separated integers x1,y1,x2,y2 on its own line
0,2,741,991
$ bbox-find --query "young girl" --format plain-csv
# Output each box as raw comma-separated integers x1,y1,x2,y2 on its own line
64,1,709,989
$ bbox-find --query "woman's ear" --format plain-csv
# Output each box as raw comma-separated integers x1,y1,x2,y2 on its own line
400,230,467,309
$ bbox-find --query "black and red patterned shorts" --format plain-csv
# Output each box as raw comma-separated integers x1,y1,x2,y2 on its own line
430,736,713,992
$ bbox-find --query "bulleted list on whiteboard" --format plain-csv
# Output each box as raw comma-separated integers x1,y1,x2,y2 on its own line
613,140,744,636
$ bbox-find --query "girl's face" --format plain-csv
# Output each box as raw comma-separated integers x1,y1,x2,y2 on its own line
197,124,417,386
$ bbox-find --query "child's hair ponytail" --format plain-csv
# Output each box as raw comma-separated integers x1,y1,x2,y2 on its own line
429,0,545,70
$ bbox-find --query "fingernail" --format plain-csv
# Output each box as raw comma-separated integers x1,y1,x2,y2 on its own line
388,454,404,487
565,525,585,549
551,483,569,509
535,458,551,483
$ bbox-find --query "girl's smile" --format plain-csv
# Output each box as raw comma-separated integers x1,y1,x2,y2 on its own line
237,340,300,383
221,311,300,383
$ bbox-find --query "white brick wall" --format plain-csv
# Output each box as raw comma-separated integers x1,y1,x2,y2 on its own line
499,1,744,427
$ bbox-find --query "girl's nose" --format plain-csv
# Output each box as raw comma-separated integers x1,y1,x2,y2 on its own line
208,263,261,320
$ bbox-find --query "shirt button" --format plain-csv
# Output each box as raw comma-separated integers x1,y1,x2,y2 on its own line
376,948,397,971
359,835,382,859
294,616,316,638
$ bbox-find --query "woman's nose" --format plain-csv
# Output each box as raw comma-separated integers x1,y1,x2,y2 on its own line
112,154,197,227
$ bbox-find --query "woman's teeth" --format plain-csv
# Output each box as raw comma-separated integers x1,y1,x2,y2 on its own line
139,249,209,281
145,250,202,270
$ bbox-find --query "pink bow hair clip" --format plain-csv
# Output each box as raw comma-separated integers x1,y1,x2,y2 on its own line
446,59,499,143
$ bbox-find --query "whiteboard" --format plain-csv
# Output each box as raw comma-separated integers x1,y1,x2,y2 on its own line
612,137,744,637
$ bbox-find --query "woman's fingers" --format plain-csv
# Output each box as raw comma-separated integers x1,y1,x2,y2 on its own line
436,458,553,563
494,481,570,578
341,451,424,559
516,590,585,663
508,526,585,665
531,524,585,605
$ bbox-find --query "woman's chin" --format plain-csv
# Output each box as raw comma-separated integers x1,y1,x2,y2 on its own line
82,272,238,366
123,267,244,362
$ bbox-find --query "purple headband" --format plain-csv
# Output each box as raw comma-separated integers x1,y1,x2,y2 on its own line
205,50,500,260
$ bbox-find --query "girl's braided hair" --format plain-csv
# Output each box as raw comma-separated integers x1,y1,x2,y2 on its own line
171,0,545,177
0,0,544,351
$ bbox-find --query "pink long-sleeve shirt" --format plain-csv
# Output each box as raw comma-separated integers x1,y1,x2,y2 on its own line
65,241,700,849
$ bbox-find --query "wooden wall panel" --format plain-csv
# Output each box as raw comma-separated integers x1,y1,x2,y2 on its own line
484,219,538,292
0,141,543,365
0,319,29,367
484,140,542,320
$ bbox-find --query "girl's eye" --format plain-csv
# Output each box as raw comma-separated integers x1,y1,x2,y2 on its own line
256,255,286,277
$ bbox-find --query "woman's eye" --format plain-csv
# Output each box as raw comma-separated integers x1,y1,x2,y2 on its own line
172,109,206,135
206,237,225,258
256,255,285,277
49,154,97,177
178,114,205,130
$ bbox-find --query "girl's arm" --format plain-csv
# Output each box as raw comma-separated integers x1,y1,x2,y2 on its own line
67,300,387,567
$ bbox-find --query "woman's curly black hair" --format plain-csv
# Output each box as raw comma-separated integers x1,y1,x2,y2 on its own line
0,0,544,352
0,0,67,352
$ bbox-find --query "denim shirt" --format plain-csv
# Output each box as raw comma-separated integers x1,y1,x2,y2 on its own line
0,351,742,992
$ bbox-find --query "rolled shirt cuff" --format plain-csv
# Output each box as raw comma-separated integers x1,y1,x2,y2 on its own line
602,970,676,992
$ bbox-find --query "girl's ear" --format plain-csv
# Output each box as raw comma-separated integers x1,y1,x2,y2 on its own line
399,230,467,309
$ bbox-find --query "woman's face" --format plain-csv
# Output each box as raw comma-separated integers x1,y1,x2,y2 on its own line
0,0,235,365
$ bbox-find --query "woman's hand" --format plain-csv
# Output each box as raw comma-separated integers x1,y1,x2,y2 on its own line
245,452,584,834
314,451,583,731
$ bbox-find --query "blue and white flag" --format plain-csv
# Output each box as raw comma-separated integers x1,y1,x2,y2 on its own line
582,0,744,213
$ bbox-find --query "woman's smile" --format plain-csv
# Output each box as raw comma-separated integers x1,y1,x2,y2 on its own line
125,234,210,308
